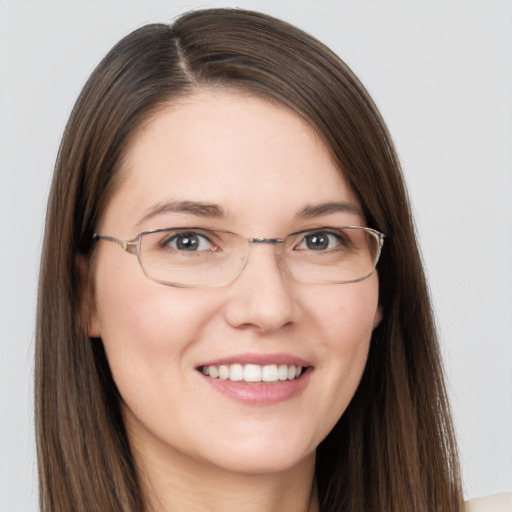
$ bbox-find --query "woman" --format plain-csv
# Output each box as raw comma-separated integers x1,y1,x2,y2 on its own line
35,7,505,512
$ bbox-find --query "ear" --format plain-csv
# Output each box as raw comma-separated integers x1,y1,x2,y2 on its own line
75,254,101,338
373,305,383,329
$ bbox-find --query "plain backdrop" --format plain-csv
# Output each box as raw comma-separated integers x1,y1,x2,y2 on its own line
1,1,511,510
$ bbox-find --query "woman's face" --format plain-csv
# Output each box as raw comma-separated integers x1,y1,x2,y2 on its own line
87,91,381,475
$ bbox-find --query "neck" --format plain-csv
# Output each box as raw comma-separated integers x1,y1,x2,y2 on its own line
130,431,318,512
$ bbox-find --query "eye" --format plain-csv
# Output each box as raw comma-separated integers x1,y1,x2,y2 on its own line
164,232,215,252
295,231,344,251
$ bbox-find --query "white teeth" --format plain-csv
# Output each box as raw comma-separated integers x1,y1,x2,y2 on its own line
244,364,261,382
200,363,304,383
218,365,229,380
262,364,278,382
278,364,289,381
229,364,244,382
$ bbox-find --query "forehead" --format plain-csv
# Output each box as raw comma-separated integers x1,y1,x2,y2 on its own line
100,90,361,233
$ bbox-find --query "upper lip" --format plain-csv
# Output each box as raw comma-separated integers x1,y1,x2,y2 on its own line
196,352,313,368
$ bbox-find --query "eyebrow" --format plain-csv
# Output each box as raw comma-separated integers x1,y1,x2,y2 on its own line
136,200,226,227
295,201,361,218
136,199,361,228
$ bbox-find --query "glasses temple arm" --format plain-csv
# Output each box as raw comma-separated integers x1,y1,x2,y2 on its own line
93,234,138,255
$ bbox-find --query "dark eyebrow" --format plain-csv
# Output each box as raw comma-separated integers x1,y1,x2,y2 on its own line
295,201,362,219
136,199,360,228
136,200,225,227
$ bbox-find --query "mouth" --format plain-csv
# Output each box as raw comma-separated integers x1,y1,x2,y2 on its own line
198,363,305,383
195,354,313,404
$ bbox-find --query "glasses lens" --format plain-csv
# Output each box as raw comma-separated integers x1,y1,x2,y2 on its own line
139,228,245,287
283,227,382,284
137,226,382,287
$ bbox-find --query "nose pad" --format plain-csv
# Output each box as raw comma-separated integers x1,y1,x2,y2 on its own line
223,243,298,333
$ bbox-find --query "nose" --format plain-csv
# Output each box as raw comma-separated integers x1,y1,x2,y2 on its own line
223,244,299,334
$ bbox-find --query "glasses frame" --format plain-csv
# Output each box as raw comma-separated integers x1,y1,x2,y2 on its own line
93,226,385,288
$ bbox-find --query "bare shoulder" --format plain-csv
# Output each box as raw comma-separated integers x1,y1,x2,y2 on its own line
465,494,512,512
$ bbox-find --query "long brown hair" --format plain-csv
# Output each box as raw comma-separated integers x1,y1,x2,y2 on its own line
36,8,463,512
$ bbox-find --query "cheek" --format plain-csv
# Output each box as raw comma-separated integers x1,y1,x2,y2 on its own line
305,279,378,432
313,278,379,353
91,257,215,389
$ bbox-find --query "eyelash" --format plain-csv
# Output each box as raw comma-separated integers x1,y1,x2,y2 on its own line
160,231,217,250
154,227,353,252
294,230,348,251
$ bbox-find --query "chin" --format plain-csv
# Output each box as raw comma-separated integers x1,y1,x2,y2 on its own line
189,427,318,476
204,446,314,476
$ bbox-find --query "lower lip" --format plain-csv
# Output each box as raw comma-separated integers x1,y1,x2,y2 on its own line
199,368,313,405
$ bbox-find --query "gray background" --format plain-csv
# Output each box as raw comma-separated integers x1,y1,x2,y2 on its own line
1,1,511,510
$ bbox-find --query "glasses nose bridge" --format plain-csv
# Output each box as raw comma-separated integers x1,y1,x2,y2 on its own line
248,237,284,246
238,236,286,278
246,236,286,259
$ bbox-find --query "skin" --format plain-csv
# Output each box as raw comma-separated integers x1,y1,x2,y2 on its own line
85,90,381,512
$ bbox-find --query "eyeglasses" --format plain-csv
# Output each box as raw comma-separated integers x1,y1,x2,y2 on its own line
93,226,385,288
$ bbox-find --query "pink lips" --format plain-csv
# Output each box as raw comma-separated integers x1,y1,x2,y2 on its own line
196,352,313,406
197,352,311,368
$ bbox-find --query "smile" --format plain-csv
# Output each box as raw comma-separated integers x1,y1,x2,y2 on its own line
199,363,303,383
